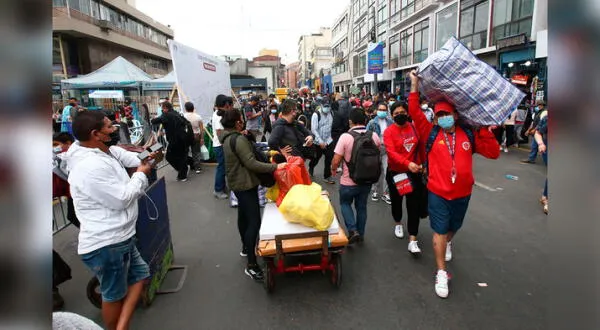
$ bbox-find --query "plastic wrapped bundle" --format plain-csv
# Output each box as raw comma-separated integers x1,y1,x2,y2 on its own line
417,37,525,126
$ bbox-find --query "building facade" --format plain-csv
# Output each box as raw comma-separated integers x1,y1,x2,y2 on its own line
285,62,300,90
297,28,332,89
330,0,547,103
52,0,174,86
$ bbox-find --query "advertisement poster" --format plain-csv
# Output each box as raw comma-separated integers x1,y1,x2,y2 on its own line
367,42,384,74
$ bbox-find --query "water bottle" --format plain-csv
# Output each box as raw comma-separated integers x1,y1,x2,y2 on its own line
505,174,519,180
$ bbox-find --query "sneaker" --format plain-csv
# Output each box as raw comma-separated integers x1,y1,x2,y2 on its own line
543,203,548,215
348,230,360,244
336,167,342,173
520,159,535,164
244,265,264,281
408,240,421,254
177,178,188,182
240,249,248,257
435,269,450,298
381,193,391,205
324,177,335,184
195,168,202,174
213,191,228,199
394,224,404,238
445,241,453,262
371,192,379,201
503,146,508,153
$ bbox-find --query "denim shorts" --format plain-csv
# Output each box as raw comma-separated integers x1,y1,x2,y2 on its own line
81,237,150,302
428,192,471,235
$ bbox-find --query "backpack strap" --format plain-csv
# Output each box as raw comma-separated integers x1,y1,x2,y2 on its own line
461,126,476,154
425,125,441,156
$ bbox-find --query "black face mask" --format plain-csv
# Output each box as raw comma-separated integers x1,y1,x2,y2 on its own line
103,128,121,147
394,114,409,125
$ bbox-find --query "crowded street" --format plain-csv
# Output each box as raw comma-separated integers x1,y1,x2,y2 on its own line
53,147,546,329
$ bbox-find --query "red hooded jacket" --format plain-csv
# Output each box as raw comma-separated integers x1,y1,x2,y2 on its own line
408,92,499,200
383,122,423,173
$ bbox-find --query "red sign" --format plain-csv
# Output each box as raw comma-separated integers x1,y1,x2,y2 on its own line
203,63,216,72
511,74,528,85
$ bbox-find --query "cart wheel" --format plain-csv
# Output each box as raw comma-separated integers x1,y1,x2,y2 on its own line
86,276,102,309
330,254,342,288
263,260,275,293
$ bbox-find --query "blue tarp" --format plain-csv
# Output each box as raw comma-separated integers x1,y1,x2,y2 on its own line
61,56,152,89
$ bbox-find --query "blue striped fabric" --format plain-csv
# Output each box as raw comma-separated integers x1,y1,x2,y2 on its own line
417,37,525,126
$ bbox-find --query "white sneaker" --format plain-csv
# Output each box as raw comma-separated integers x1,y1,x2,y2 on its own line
435,269,450,298
394,224,404,238
371,192,379,201
503,146,508,153
408,240,421,254
381,193,391,205
445,241,453,262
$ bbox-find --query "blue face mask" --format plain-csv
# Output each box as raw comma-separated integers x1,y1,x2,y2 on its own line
534,106,540,112
437,115,455,129
322,107,330,113
271,109,277,114
377,111,388,119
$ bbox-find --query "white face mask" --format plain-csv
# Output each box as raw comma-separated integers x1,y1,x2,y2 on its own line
421,104,428,110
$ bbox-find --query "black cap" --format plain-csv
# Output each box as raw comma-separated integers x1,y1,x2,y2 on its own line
215,94,233,107
321,96,331,105
250,95,260,102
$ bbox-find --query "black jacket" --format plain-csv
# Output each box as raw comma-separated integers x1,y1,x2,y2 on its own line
151,110,185,144
268,118,314,156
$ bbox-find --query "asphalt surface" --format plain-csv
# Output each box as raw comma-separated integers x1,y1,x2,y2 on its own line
53,146,548,330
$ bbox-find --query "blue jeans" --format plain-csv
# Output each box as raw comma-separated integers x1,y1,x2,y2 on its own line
527,138,538,161
339,184,371,236
81,238,150,303
542,148,548,197
214,146,226,193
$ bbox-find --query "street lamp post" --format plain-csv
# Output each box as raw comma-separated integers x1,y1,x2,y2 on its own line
370,6,378,95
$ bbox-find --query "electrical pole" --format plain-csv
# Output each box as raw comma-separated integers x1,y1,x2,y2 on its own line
370,6,378,95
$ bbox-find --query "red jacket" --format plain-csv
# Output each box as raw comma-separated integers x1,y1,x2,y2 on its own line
408,92,499,200
383,122,423,173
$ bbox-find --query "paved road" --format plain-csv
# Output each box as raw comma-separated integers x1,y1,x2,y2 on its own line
53,147,547,329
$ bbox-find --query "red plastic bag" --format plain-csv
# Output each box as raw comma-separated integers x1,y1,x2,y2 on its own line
274,156,311,206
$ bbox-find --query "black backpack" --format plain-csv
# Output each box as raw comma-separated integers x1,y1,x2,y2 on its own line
173,112,194,145
422,125,475,185
228,133,276,188
344,130,381,185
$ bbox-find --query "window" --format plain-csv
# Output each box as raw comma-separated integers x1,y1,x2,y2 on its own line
359,52,367,73
435,3,458,50
460,0,489,50
377,5,387,25
90,0,100,19
389,34,399,69
413,19,429,63
354,19,367,45
400,0,414,19
379,31,387,61
399,27,413,66
53,0,66,6
390,0,399,14
492,0,534,44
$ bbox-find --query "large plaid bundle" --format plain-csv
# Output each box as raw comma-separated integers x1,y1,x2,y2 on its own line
417,37,525,126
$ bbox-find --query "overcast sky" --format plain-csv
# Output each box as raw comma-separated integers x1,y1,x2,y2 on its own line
136,0,348,65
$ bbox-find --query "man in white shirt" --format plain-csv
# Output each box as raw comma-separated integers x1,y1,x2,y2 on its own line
66,111,156,330
183,102,204,174
212,94,233,199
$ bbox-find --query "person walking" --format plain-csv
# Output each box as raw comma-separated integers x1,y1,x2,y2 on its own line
384,102,427,252
331,109,381,244
244,96,264,142
521,100,547,164
212,95,234,199
183,102,205,174
408,70,500,298
309,97,335,184
534,111,549,214
268,99,314,158
366,102,394,204
220,109,286,281
66,111,156,330
150,101,192,181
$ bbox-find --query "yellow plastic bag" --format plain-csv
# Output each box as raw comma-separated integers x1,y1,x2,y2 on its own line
266,183,279,202
279,183,334,231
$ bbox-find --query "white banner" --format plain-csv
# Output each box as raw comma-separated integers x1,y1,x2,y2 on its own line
168,40,231,120
88,90,124,99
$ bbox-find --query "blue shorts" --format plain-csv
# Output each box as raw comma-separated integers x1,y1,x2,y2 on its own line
428,192,471,235
81,238,150,303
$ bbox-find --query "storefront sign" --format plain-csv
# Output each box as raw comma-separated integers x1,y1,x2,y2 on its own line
497,33,527,50
511,74,528,85
367,42,384,74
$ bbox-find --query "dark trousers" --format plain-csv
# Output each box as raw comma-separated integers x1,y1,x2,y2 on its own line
53,250,72,289
493,126,505,145
189,136,203,170
308,142,335,179
504,125,516,147
386,170,428,236
67,196,80,229
234,186,262,265
165,141,189,180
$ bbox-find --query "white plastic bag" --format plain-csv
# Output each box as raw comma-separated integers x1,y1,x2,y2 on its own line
200,145,210,160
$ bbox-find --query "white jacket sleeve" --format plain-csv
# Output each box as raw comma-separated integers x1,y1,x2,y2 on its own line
110,146,142,168
83,163,148,210
311,112,322,144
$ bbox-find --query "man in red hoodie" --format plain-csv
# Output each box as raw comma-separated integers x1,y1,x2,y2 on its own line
408,70,500,298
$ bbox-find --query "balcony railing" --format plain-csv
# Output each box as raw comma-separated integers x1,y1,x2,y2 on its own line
389,0,435,29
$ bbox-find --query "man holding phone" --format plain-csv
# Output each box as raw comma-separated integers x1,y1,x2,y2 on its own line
66,111,158,330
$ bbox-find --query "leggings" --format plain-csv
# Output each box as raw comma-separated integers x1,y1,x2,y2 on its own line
385,170,427,237
234,186,262,265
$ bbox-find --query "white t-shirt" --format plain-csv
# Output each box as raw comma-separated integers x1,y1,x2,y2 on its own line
212,110,224,147
183,112,203,134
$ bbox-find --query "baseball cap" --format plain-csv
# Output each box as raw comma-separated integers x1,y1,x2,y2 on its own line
215,94,233,107
434,101,455,115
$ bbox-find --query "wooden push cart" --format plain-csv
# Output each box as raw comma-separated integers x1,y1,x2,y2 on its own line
256,193,348,293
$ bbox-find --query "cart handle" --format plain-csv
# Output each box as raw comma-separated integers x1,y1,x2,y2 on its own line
274,231,329,260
